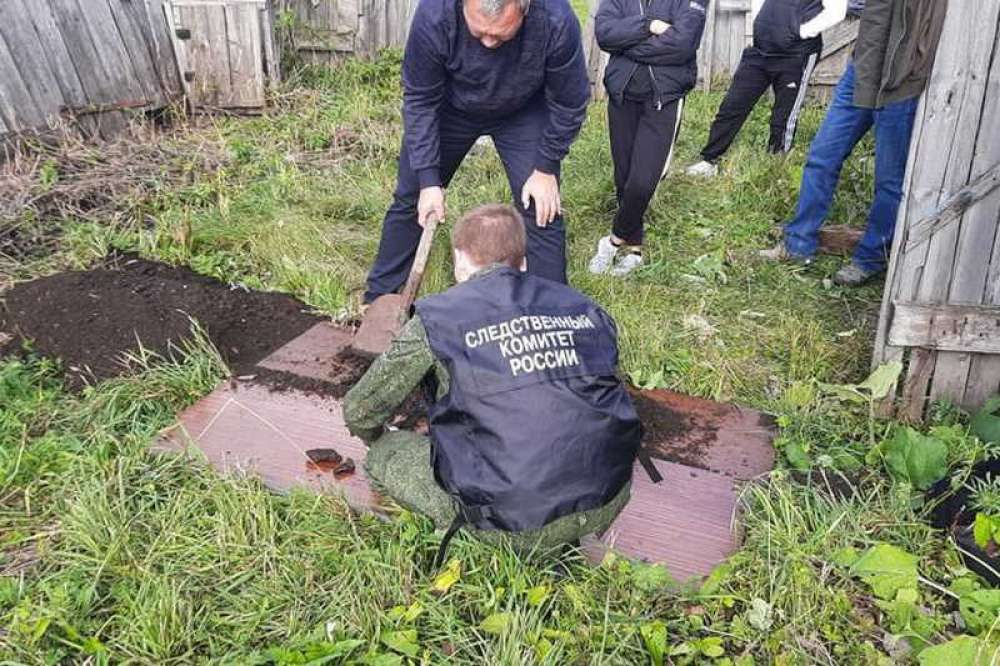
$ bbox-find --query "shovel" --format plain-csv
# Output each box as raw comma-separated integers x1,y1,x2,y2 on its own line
352,215,440,357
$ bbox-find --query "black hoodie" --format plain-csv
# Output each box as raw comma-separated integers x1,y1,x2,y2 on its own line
752,0,826,56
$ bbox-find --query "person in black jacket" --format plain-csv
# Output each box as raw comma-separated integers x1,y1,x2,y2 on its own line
346,204,640,557
686,0,847,178
589,0,708,277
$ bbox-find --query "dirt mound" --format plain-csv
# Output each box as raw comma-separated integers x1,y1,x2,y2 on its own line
0,255,320,388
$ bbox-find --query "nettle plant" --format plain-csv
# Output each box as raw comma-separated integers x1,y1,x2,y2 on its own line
968,473,1000,553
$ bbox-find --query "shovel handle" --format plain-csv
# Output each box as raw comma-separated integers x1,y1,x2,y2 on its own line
399,215,440,310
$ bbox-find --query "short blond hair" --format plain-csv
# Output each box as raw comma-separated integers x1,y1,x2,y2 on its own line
452,204,526,270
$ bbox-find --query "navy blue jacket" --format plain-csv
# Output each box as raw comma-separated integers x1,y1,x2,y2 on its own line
596,0,708,107
415,267,640,532
402,0,590,188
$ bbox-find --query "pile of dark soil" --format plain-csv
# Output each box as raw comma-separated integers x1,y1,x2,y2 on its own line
0,254,320,388
631,392,706,467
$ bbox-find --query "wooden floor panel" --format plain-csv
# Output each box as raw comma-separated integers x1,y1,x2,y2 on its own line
157,323,773,582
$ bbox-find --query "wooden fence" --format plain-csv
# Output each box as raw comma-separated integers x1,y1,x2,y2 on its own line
873,4,1000,418
0,0,182,143
277,0,416,64
165,0,280,110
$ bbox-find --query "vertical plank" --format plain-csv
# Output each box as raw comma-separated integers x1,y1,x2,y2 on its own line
730,9,747,73
22,0,102,137
208,4,233,106
355,0,372,59
121,0,181,100
261,1,280,82
142,0,185,98
959,41,1000,409
700,0,717,90
76,0,147,107
0,32,43,132
225,3,255,106
106,0,165,106
163,0,195,104
177,4,220,106
0,0,67,133
246,2,266,104
964,243,1000,406
49,0,129,137
712,11,728,77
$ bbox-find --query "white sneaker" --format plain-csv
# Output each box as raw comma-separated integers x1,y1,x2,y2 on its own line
610,252,644,277
686,160,718,178
588,235,620,274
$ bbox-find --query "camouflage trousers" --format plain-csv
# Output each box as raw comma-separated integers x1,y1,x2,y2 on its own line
364,430,630,552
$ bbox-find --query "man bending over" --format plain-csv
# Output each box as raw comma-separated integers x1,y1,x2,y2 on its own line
362,0,590,305
345,204,642,555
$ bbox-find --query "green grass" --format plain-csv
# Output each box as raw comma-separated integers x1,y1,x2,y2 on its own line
2,54,999,663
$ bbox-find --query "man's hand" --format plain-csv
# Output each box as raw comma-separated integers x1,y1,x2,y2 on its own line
417,186,445,227
649,19,671,35
521,170,561,227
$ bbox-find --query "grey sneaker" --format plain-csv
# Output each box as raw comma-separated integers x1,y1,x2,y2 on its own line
833,263,882,286
758,243,814,265
610,252,644,277
588,235,620,274
686,160,719,178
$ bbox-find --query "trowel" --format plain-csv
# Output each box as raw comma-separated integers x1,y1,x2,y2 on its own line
351,215,440,358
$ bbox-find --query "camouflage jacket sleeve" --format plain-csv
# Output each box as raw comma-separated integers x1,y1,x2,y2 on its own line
343,315,437,442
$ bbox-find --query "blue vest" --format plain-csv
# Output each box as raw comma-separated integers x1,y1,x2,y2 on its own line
753,0,824,56
414,268,641,532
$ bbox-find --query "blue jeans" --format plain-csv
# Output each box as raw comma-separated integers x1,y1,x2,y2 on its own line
365,100,566,303
783,62,919,273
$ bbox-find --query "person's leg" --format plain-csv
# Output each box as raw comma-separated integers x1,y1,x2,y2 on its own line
611,99,682,247
363,115,480,303
699,50,772,163
849,95,920,275
608,98,642,205
364,430,457,529
491,101,567,284
782,62,874,259
768,51,819,154
590,98,643,274
488,481,632,554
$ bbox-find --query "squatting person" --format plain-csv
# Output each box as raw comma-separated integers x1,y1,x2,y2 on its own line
345,204,645,556
760,0,948,286
362,0,590,304
589,0,709,277
686,0,848,179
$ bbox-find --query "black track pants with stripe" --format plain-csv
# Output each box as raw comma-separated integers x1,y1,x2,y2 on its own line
700,47,818,162
608,96,683,246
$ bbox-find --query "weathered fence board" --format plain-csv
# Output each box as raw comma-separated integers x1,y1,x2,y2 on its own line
0,0,183,143
874,3,1000,418
0,25,46,131
888,303,1000,355
167,0,276,110
279,0,415,63
1,1,66,128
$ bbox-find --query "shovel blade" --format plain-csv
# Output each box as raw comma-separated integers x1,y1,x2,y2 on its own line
351,294,406,358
